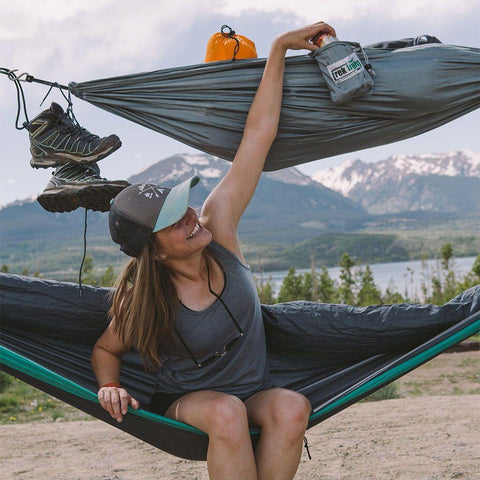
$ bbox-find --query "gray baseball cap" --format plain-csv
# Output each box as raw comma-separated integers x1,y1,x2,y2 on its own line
109,176,200,257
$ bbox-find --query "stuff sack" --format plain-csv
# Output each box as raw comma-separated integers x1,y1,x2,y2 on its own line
205,25,257,63
311,40,375,104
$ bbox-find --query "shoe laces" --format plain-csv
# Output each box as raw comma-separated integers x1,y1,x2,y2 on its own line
55,162,107,182
56,112,99,142
82,163,107,180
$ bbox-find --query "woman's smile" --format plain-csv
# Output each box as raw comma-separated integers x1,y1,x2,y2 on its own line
186,223,202,240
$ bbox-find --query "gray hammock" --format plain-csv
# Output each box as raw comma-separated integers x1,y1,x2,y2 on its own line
1,273,479,460
69,39,479,170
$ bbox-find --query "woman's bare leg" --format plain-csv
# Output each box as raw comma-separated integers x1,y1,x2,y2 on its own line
245,388,311,480
165,390,257,480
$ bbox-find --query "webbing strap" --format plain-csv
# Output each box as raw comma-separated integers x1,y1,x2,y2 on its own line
1,67,70,129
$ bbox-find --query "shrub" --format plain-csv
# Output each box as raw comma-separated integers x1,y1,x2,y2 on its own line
0,372,13,393
0,396,20,412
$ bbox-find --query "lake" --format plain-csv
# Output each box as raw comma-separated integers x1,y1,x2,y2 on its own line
254,256,478,300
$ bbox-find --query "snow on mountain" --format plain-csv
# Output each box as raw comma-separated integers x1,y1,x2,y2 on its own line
128,153,229,186
265,168,315,186
182,154,212,166
312,150,480,196
130,152,327,188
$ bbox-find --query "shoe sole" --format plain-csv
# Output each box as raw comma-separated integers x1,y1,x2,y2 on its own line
37,182,129,213
30,136,122,169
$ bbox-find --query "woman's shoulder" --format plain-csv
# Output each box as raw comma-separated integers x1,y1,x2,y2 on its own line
208,240,250,270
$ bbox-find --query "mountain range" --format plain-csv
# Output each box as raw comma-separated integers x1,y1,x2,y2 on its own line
127,154,368,244
312,150,480,214
1,150,478,276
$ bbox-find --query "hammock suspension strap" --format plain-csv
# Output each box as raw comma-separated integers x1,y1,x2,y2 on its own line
0,67,70,129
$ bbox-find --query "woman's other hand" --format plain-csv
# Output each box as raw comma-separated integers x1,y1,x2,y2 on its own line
276,22,336,52
98,386,140,422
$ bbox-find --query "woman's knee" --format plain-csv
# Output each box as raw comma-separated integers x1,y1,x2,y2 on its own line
267,391,311,436
203,394,248,440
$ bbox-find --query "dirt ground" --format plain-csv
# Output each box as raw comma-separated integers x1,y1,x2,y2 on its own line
1,351,479,480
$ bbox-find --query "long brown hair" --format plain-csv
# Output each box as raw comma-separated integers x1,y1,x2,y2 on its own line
109,238,218,369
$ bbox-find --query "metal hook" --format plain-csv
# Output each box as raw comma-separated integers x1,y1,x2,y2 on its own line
15,72,31,82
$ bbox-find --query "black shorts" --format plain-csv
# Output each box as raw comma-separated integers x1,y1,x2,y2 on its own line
148,392,186,416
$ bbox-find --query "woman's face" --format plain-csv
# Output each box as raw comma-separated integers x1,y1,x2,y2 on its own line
153,207,212,260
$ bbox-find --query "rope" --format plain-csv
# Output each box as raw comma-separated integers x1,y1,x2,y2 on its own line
39,81,72,108
0,68,30,129
0,68,68,90
358,45,376,76
303,436,312,460
1,67,70,129
221,25,240,61
78,208,88,297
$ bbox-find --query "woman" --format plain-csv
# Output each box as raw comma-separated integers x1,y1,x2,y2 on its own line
92,22,335,480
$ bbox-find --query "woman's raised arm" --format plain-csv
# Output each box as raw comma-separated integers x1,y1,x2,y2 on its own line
200,22,335,257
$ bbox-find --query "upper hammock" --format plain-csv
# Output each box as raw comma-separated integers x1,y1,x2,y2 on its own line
68,39,480,171
1,273,479,460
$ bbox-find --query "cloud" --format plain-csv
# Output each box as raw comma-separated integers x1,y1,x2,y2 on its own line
213,0,479,49
215,0,475,21
2,1,214,80
3,0,477,87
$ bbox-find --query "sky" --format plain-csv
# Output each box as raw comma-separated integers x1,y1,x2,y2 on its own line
1,0,479,206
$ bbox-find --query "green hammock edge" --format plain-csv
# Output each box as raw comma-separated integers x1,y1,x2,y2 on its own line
310,315,480,421
0,345,206,436
1,316,478,436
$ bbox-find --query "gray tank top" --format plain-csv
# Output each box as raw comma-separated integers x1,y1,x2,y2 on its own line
154,241,273,397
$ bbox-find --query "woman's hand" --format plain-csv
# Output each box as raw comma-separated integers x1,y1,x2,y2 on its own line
275,22,336,52
98,386,140,422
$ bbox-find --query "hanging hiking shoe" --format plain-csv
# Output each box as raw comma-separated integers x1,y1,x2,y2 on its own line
37,162,129,213
24,102,122,169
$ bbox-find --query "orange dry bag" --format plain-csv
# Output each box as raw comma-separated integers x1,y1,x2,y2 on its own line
204,25,257,62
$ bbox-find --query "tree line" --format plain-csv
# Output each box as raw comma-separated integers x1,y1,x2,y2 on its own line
0,254,115,288
256,243,480,306
2,243,479,306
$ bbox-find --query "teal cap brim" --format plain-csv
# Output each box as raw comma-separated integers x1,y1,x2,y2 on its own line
153,176,200,232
